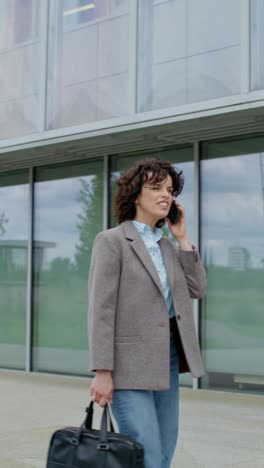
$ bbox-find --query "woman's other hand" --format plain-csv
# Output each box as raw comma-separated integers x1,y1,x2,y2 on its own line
90,370,114,407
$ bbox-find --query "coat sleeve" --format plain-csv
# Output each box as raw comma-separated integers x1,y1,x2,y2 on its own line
177,246,207,299
87,231,120,372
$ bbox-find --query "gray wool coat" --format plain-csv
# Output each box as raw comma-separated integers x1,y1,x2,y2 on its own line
88,220,207,390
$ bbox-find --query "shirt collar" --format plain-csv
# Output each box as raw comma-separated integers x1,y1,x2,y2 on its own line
132,220,163,242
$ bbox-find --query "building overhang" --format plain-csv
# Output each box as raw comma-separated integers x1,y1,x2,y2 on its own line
1,102,264,171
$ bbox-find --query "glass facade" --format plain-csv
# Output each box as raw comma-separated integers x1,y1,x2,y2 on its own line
0,171,29,369
110,146,195,387
0,0,41,140
137,0,241,112
0,1,263,395
32,160,103,374
0,0,262,140
201,136,264,392
0,138,263,394
46,0,130,129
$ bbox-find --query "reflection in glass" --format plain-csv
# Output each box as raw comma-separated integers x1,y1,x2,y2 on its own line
110,147,194,387
0,172,29,369
201,139,264,392
33,160,103,374
0,0,41,140
47,0,130,129
137,0,240,112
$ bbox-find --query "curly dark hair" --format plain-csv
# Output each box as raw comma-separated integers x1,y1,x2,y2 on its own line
113,158,184,228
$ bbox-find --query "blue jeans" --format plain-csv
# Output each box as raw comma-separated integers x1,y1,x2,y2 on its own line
112,334,179,468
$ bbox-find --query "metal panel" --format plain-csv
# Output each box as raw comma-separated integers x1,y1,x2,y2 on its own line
38,0,50,132
25,168,33,372
103,155,109,230
128,0,138,114
240,0,250,94
1,91,264,153
1,106,264,173
192,141,200,391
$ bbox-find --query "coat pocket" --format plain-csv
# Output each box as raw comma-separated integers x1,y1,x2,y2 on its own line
114,341,145,377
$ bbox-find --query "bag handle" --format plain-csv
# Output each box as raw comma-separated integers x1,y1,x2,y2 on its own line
71,401,116,447
84,401,94,429
98,402,118,450
84,401,115,433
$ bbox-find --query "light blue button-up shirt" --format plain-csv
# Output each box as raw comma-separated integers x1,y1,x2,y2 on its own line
132,220,175,319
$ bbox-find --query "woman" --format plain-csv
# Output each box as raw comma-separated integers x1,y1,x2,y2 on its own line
88,158,207,468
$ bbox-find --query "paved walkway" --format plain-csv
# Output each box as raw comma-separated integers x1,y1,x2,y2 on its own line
0,370,263,468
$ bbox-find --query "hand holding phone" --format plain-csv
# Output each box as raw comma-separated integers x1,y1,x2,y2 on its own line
166,200,191,245
167,199,182,224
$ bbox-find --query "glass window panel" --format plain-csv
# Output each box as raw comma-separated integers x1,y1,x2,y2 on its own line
63,0,107,30
153,0,186,64
202,135,264,159
201,137,264,392
188,47,240,103
47,0,130,130
0,171,29,370
33,159,104,375
110,147,195,387
97,74,128,120
251,0,264,91
151,60,187,110
188,0,240,55
137,0,241,113
0,0,41,140
14,0,34,44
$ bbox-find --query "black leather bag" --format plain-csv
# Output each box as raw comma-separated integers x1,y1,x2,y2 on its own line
46,401,144,467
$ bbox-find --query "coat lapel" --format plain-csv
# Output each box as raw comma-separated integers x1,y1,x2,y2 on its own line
122,221,164,297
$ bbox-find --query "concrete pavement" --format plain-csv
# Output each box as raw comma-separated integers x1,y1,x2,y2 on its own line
0,370,263,468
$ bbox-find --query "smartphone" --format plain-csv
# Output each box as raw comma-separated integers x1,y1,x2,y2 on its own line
168,201,181,224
